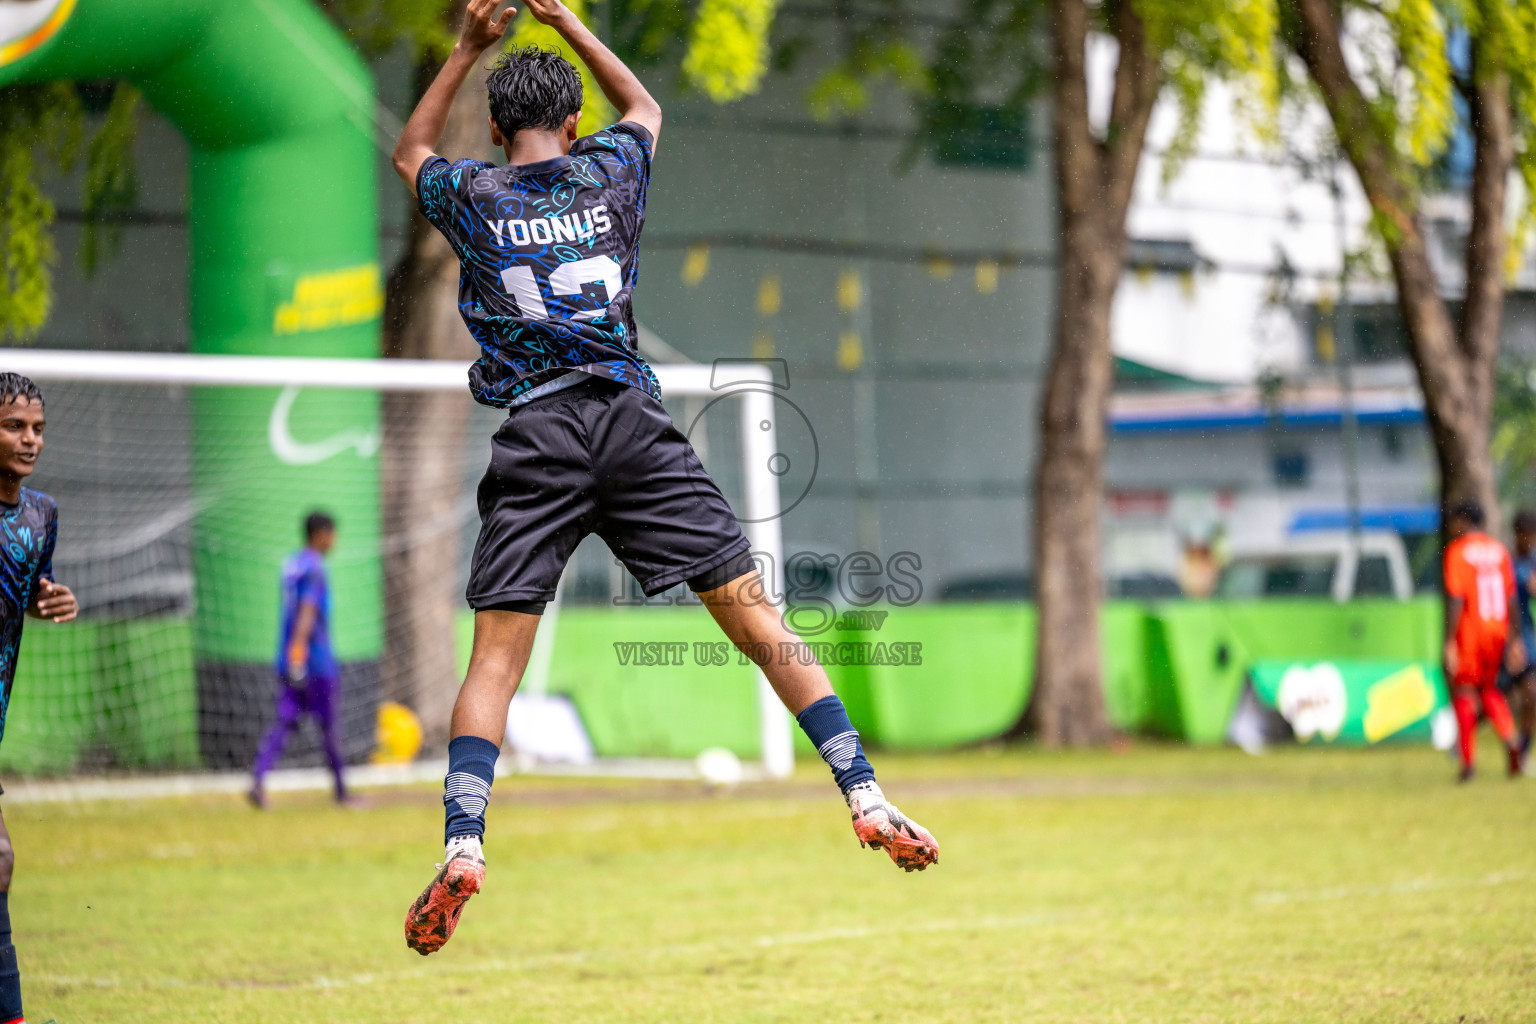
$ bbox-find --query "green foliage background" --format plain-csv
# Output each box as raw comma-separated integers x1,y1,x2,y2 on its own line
0,81,140,343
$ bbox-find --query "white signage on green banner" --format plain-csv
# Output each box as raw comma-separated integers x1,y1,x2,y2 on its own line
1250,660,1456,747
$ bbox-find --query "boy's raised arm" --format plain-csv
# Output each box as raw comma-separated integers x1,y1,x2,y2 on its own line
523,0,663,149
392,0,515,195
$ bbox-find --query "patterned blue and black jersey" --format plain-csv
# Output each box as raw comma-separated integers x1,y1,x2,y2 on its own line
0,488,57,745
417,121,661,408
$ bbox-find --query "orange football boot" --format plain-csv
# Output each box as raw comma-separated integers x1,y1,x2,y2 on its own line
405,835,485,955
846,781,939,871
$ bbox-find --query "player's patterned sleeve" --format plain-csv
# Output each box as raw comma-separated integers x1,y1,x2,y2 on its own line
578,123,653,193
30,500,56,607
416,156,495,251
608,121,654,167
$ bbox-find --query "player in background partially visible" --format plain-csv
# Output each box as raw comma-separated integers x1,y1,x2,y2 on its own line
0,373,78,1024
1507,509,1536,760
249,512,349,808
391,0,937,956
1442,500,1524,782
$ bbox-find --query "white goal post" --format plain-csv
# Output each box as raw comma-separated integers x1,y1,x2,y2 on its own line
2,348,795,781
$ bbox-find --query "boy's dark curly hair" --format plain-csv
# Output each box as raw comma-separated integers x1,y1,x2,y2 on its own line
1449,498,1485,528
0,373,43,409
304,510,336,540
487,46,583,139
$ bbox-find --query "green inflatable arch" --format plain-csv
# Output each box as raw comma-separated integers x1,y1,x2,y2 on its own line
1,0,384,765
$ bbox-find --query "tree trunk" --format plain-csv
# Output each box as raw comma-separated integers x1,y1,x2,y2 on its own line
380,23,491,749
1014,0,1159,745
1453,44,1513,519
1286,0,1508,524
1029,218,1122,745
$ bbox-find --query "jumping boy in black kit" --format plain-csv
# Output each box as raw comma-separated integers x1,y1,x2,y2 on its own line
392,0,938,954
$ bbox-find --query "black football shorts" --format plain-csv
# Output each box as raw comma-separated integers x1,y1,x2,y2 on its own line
467,376,753,615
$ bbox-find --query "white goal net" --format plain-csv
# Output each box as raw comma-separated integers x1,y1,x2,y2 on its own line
0,350,793,784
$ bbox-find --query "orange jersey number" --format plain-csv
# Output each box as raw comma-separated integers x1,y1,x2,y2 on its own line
1475,566,1508,623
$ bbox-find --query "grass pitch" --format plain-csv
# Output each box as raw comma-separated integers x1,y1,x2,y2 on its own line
18,741,1536,1022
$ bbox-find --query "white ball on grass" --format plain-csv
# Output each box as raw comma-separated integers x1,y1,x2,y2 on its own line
695,746,743,789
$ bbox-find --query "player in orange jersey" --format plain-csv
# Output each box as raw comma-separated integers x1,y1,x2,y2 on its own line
1442,500,1525,782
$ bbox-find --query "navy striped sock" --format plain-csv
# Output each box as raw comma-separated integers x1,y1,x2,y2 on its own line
443,735,499,844
0,892,20,1023
795,694,875,795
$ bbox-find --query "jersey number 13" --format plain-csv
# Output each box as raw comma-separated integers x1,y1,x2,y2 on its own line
499,256,623,321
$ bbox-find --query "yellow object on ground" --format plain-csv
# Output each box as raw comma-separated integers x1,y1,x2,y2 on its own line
373,701,423,764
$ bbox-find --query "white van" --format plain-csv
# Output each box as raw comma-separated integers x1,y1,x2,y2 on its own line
1215,530,1414,601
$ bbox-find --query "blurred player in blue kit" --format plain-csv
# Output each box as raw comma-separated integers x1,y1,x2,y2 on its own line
248,512,349,808
0,373,78,1024
391,0,938,955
